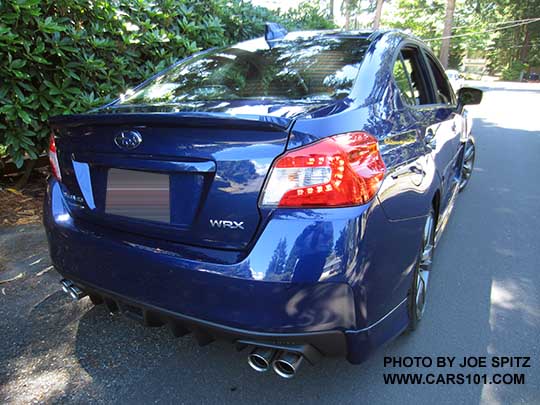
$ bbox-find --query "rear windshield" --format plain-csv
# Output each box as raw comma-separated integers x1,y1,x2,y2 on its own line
118,36,371,104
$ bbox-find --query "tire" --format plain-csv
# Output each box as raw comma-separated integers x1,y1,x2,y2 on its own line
458,138,475,192
408,208,436,331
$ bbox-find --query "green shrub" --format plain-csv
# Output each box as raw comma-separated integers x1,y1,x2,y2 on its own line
282,2,335,31
0,0,333,168
501,61,528,82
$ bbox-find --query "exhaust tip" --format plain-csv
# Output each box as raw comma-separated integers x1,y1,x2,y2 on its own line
60,279,87,301
248,354,270,372
247,347,276,372
272,351,303,379
60,279,73,293
273,360,295,379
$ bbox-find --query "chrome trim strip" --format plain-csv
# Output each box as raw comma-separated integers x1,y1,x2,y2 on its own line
354,297,408,332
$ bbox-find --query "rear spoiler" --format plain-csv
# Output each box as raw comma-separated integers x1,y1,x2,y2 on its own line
49,112,292,132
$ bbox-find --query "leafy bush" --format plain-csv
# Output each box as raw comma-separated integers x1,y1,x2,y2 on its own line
282,2,335,31
501,61,528,82
0,0,333,168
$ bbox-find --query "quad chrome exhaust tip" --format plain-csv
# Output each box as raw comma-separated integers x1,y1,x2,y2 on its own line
246,345,307,377
272,351,304,379
247,347,276,372
60,279,87,301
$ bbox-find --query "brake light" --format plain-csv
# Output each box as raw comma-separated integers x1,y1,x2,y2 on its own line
48,134,62,181
260,132,385,207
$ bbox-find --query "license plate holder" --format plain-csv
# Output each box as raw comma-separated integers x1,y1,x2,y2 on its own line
106,168,170,223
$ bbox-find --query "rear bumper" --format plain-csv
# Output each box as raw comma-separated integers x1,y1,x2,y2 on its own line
44,178,409,363
65,277,348,359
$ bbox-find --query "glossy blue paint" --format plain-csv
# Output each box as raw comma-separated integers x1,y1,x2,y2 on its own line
44,30,475,364
52,117,290,249
45,178,358,332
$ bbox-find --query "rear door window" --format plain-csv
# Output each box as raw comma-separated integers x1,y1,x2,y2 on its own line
424,53,455,105
393,57,416,105
392,47,431,106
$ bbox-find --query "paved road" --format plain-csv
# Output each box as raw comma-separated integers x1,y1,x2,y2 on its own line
0,82,539,404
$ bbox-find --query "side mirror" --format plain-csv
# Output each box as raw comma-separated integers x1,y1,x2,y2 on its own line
457,87,483,106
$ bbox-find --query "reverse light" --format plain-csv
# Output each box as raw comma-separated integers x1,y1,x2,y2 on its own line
260,132,386,207
48,134,62,181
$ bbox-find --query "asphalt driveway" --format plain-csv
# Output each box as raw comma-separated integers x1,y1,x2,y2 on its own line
0,82,539,404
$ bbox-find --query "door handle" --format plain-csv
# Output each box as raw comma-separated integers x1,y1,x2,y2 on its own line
425,129,436,150
409,165,424,175
390,164,425,179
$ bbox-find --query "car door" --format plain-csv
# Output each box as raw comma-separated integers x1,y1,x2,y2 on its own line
420,48,463,216
377,44,438,220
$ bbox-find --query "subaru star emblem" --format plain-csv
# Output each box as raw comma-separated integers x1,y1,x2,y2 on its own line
114,130,142,150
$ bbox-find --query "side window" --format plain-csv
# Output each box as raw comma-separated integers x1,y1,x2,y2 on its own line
392,47,431,105
425,54,454,105
393,57,415,105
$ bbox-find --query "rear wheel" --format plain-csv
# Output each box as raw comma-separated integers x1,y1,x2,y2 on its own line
459,139,475,192
408,208,435,331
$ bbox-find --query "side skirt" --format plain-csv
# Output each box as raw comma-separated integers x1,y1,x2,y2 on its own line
434,182,460,246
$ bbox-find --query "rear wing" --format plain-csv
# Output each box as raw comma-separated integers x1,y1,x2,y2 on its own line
49,112,292,132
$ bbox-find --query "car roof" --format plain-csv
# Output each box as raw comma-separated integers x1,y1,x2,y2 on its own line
226,28,413,48
280,28,418,42
264,29,414,47
282,29,376,39
229,29,419,61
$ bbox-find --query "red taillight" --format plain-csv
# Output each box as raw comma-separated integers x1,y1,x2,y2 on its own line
260,132,385,207
48,134,61,181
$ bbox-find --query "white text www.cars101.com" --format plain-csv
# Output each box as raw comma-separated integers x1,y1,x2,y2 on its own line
383,372,525,385
382,356,530,385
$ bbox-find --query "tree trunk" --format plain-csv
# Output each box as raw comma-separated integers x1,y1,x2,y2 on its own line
14,159,37,190
343,0,351,29
439,0,456,69
519,25,531,62
329,0,334,21
373,0,384,29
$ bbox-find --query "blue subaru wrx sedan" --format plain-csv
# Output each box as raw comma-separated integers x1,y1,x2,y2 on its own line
44,25,482,378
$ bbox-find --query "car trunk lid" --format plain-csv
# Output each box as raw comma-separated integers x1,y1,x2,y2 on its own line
49,111,296,250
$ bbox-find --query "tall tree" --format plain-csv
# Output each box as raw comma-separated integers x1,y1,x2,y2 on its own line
373,0,384,29
343,0,352,29
483,0,540,78
439,0,456,68
518,25,531,62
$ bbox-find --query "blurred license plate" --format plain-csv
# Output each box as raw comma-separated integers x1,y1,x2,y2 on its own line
106,168,170,223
